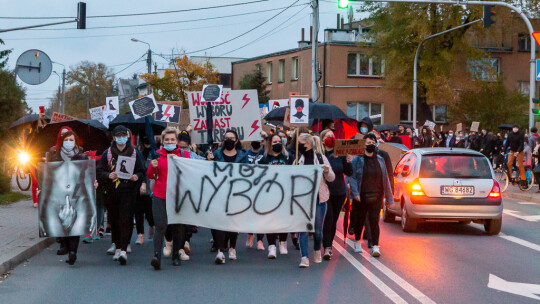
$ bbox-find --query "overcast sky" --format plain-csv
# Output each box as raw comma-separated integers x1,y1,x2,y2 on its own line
1,0,361,113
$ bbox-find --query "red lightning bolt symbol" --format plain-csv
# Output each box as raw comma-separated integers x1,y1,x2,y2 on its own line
249,120,260,137
241,94,250,109
162,106,173,121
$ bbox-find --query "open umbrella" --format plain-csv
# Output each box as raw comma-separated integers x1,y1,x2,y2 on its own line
9,114,50,130
498,124,513,130
264,102,349,122
374,124,398,132
108,114,167,134
31,119,110,155
311,119,359,139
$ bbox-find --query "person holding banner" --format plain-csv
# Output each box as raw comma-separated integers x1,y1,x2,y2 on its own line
295,133,335,268
97,125,145,266
245,139,266,250
207,129,248,264
258,134,293,258
319,129,353,261
349,133,393,257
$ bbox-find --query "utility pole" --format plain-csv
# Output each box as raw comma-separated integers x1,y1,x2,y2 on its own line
311,0,319,102
61,68,66,114
147,49,152,74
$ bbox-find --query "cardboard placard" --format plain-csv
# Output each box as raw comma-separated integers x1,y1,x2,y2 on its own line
179,110,190,131
456,123,462,133
89,106,105,124
334,139,365,156
470,121,480,132
50,112,75,123
129,94,159,119
115,156,136,180
378,142,407,169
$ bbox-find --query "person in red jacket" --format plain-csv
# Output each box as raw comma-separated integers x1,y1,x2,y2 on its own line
147,127,190,270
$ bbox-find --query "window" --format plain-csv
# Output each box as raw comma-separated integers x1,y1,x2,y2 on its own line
419,155,492,179
468,58,500,81
400,104,412,122
266,62,272,84
518,33,531,52
347,53,384,76
518,81,530,95
291,57,299,80
278,59,285,82
347,102,383,125
433,105,447,123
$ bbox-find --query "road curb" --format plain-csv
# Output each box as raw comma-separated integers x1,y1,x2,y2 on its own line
503,192,540,203
0,237,55,276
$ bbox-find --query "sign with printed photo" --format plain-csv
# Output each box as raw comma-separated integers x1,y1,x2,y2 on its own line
155,103,181,124
106,96,119,114
129,94,159,120
289,96,309,126
115,156,136,180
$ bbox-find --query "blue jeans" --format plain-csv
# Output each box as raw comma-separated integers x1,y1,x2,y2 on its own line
299,201,327,258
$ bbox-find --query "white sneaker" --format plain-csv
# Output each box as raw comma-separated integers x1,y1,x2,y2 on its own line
106,243,116,255
215,251,225,264
371,245,381,257
126,244,132,253
246,234,254,247
314,250,322,263
354,241,363,253
229,248,237,260
112,249,121,260
299,256,310,268
268,245,277,259
136,234,144,245
163,241,172,257
323,247,332,260
179,249,190,261
119,251,127,265
257,240,265,251
279,241,288,255
147,226,154,240
184,241,190,254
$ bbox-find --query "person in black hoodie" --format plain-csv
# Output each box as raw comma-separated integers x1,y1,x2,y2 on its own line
319,129,353,260
504,124,526,185
97,125,145,266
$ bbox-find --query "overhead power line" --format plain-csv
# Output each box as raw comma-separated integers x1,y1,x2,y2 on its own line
111,53,147,75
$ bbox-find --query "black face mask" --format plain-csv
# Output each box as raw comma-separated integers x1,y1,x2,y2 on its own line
251,141,261,150
365,144,376,153
298,143,307,155
223,139,236,151
272,143,283,153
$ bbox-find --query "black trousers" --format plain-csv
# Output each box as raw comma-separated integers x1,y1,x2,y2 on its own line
351,193,383,246
322,194,347,248
152,196,185,258
107,191,135,251
212,229,238,252
60,236,80,253
266,233,288,246
134,194,154,234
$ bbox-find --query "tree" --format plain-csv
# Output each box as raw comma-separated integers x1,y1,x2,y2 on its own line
0,70,30,136
140,55,219,108
449,79,528,131
48,61,114,118
239,63,270,104
0,39,11,69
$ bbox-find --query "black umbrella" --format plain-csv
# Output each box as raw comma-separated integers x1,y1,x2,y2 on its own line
108,114,167,134
498,124,513,130
31,119,110,155
264,102,349,121
9,114,50,130
397,123,414,130
375,124,398,132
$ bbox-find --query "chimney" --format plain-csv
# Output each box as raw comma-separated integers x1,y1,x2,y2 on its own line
301,28,305,41
298,28,309,48
340,17,344,29
337,14,340,29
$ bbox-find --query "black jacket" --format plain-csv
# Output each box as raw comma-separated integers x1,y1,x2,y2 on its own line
324,150,353,196
504,131,524,153
96,144,146,192
377,148,394,192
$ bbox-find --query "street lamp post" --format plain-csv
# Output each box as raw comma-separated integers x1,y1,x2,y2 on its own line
131,38,152,74
52,71,62,112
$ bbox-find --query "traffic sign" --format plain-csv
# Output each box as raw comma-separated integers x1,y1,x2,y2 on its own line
537,59,540,81
533,32,540,48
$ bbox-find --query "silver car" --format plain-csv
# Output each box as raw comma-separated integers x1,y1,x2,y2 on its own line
383,148,503,235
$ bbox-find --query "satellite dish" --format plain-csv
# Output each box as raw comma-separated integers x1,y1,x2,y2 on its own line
15,49,52,85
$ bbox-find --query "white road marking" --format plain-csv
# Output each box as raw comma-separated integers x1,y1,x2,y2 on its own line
335,231,436,304
517,202,538,205
332,241,408,304
498,233,540,253
503,209,540,222
488,274,540,300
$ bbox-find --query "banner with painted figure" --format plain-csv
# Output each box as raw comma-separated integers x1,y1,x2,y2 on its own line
187,89,263,144
166,157,323,233
155,103,181,124
38,160,97,238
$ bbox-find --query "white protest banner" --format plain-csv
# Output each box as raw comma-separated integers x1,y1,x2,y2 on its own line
290,96,309,125
268,99,289,111
115,156,136,180
424,120,436,130
106,96,119,114
129,94,159,119
155,103,181,124
166,157,323,233
89,106,105,123
102,110,117,129
470,121,480,132
188,89,263,144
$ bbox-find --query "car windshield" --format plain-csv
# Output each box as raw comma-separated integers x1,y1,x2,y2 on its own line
419,154,492,179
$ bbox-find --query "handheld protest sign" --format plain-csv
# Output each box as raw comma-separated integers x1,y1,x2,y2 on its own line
89,106,105,124
129,94,159,119
334,139,365,156
115,156,136,180
155,103,181,124
424,120,436,130
289,96,309,126
470,121,480,132
50,112,75,123
201,84,223,102
456,123,462,133
102,110,117,129
106,96,119,114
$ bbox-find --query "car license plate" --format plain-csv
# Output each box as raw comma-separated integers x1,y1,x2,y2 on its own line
441,186,474,195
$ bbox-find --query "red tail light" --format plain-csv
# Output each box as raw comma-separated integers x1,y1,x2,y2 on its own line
489,180,501,198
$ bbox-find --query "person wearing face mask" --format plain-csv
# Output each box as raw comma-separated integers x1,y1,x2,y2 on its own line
420,127,433,148
357,117,373,135
97,125,145,266
294,133,335,268
504,124,526,186
206,130,248,264
319,129,353,260
147,127,191,270
445,130,456,148
348,133,393,257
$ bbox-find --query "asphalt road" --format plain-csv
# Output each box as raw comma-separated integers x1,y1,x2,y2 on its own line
0,196,539,304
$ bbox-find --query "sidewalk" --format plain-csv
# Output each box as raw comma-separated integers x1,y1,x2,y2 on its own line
502,184,540,203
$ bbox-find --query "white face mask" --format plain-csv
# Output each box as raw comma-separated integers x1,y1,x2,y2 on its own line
63,141,75,151
513,128,519,133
